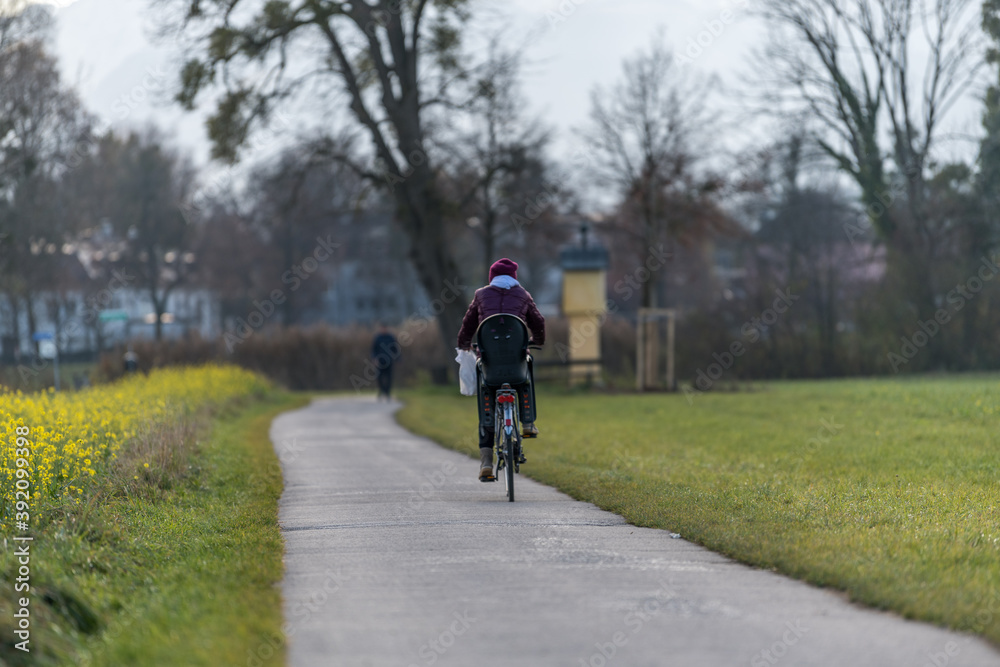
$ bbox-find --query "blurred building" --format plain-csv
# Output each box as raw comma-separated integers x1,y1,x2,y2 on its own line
0,286,221,362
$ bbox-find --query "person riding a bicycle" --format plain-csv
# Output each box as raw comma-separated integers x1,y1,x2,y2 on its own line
457,258,545,482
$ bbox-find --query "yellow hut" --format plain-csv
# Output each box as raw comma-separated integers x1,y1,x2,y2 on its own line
559,225,609,385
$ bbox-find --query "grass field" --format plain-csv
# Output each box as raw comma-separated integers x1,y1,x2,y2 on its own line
0,381,308,666
397,376,1000,645
76,393,308,666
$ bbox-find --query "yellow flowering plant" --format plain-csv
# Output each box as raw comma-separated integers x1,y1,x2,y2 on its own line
0,365,270,531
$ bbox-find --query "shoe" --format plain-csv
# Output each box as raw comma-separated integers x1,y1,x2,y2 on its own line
522,422,538,438
479,447,496,482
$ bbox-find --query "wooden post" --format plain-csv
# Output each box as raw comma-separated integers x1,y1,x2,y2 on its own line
636,316,645,391
666,311,675,391
645,318,657,389
637,308,677,392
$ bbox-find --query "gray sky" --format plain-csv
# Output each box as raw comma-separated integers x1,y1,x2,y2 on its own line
39,0,987,199
44,1,761,163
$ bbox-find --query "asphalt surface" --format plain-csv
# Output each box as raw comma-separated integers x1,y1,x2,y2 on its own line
273,397,1000,667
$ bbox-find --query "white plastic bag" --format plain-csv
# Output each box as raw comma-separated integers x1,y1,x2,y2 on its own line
455,348,477,396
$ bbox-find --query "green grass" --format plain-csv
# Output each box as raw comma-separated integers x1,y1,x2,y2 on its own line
0,391,309,666
397,376,1000,644
0,362,99,393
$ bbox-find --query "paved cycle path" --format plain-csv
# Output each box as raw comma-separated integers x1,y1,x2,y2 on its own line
273,397,1000,667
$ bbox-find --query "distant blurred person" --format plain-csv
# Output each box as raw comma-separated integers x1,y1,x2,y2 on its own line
371,324,399,401
123,345,139,374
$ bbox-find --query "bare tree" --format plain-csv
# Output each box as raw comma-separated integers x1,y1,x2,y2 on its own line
754,134,861,374
166,0,480,350
0,1,50,55
77,131,198,340
753,0,985,327
442,37,553,281
243,144,363,325
0,24,91,351
582,36,728,309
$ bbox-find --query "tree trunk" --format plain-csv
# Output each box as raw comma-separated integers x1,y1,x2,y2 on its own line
282,218,296,326
641,178,658,310
93,323,104,355
961,257,980,369
397,171,470,352
25,291,37,354
8,294,22,362
152,290,165,341
817,271,837,376
312,7,473,351
888,241,939,366
408,232,469,350
483,207,496,285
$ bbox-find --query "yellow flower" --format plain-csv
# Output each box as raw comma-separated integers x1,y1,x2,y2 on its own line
0,365,270,527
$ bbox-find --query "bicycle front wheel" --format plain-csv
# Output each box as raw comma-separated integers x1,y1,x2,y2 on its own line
503,431,515,502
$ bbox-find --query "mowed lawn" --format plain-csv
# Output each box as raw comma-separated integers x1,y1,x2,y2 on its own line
397,376,1000,644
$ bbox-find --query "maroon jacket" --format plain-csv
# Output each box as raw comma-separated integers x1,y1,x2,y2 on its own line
457,284,546,349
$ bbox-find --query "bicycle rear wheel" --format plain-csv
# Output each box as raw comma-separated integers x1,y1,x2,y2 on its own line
503,431,515,502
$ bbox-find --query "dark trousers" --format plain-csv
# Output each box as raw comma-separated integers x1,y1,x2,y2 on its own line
477,359,536,448
376,365,393,397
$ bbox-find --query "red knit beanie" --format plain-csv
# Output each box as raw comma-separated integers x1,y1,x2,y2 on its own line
489,258,518,282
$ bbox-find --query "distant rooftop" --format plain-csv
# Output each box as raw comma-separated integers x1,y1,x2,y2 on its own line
560,246,609,271
560,223,609,271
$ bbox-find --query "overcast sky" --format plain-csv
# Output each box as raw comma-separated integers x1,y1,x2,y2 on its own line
41,1,759,158
37,0,987,197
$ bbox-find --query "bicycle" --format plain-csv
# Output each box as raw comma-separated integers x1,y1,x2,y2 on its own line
473,314,538,503
493,383,522,502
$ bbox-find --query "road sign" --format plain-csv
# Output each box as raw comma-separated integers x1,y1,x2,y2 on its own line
98,310,129,322
29,331,61,390
38,339,57,360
